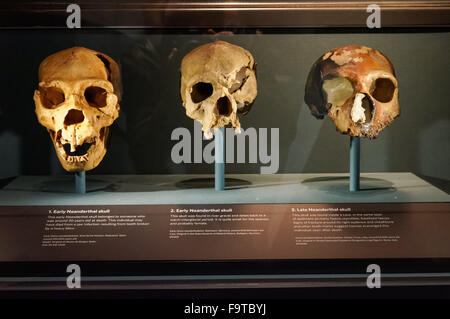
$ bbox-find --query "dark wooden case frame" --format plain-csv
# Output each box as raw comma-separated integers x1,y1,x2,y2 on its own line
0,1,449,28
0,1,449,295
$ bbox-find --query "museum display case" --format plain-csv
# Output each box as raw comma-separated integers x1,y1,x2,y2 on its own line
0,1,449,293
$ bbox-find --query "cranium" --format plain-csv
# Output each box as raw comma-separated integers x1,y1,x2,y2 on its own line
180,41,257,139
34,47,121,172
305,45,399,138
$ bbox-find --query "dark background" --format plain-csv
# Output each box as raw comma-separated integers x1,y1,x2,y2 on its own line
0,29,448,181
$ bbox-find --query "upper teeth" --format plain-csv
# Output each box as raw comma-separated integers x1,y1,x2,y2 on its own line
64,154,89,162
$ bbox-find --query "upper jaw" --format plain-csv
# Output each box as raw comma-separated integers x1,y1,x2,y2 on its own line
54,129,97,163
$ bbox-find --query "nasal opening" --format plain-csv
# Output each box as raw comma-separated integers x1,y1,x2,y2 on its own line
216,96,232,116
64,109,85,126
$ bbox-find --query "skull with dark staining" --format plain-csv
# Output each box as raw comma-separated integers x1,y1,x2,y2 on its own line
304,45,399,138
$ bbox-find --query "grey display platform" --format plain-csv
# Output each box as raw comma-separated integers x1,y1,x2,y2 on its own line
0,173,448,206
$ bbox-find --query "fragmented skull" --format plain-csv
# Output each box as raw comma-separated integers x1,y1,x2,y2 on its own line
34,47,121,171
180,41,257,139
304,45,399,138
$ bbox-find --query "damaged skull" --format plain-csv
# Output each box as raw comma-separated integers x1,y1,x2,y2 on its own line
180,41,257,139
304,45,399,138
34,47,121,171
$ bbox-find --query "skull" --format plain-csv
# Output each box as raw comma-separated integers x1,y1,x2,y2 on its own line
180,41,257,139
304,45,399,138
34,47,121,172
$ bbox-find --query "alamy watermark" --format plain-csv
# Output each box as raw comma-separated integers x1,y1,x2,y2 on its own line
66,4,81,29
171,121,279,174
66,263,81,288
366,264,381,289
366,4,381,29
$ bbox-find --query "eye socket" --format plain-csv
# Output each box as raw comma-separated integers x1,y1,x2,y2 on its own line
322,77,354,108
371,78,395,103
84,86,107,108
39,87,65,109
191,82,213,103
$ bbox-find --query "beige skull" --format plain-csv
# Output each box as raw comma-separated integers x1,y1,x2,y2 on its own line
305,45,399,138
34,47,121,172
180,41,257,139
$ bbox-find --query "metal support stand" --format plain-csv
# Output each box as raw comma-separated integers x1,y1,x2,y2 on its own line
75,171,86,194
215,127,225,191
349,136,360,192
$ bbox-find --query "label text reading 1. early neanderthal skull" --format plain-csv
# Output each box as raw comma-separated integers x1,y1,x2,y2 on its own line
42,208,150,247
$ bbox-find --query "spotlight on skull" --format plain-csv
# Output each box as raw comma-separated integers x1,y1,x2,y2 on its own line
34,47,121,172
180,41,258,139
304,45,399,138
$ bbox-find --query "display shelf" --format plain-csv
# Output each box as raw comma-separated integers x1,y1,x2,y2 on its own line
0,173,448,205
